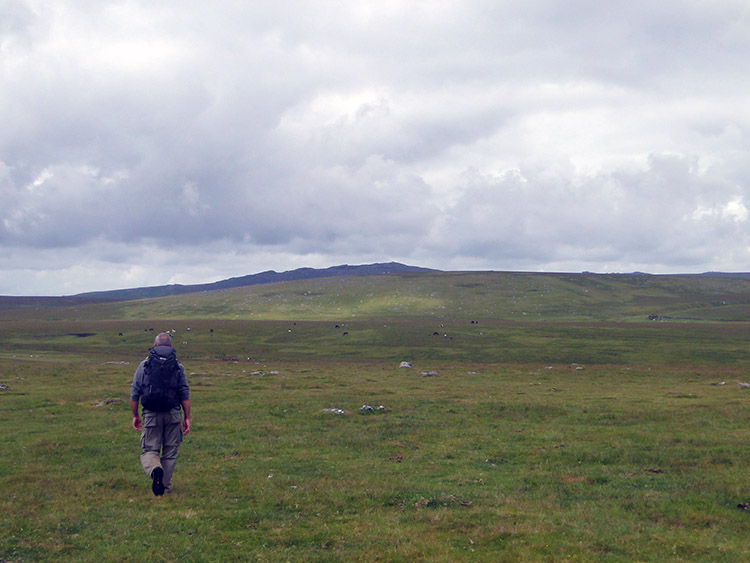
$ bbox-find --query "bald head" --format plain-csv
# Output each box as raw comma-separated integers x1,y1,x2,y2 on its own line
153,332,172,347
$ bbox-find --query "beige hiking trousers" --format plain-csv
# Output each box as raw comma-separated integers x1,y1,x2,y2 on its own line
139,408,184,492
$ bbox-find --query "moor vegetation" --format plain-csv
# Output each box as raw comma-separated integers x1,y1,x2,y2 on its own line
2,271,750,561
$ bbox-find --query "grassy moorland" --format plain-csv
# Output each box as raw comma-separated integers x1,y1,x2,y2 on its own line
2,271,750,561
5,271,750,324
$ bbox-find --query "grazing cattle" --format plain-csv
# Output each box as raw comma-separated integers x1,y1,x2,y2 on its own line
342,332,349,336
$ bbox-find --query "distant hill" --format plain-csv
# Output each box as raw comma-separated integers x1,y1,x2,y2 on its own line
105,269,750,323
76,262,437,300
71,267,750,302
3,266,750,318
3,267,750,323
0,262,436,308
691,272,750,280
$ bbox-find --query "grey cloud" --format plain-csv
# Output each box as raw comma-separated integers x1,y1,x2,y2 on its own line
2,1,750,294
434,154,749,268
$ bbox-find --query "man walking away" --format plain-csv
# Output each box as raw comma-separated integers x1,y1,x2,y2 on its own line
130,332,191,495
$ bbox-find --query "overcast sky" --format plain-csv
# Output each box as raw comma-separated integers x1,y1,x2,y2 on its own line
2,0,749,295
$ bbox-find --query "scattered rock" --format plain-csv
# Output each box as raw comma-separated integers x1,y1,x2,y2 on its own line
399,361,412,368
711,381,726,386
322,408,346,415
421,371,439,377
738,382,750,389
94,398,121,407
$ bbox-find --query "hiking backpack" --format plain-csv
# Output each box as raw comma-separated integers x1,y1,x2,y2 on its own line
140,347,181,412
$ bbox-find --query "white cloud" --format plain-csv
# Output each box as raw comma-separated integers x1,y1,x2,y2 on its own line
2,0,750,294
692,197,749,223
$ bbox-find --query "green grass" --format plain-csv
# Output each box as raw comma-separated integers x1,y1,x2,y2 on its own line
5,271,750,323
2,316,750,367
3,336,750,560
3,272,750,560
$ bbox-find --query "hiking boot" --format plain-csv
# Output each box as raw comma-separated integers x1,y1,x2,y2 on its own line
151,467,165,496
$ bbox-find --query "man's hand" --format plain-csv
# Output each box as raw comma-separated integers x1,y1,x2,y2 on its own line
130,400,142,431
181,399,191,435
